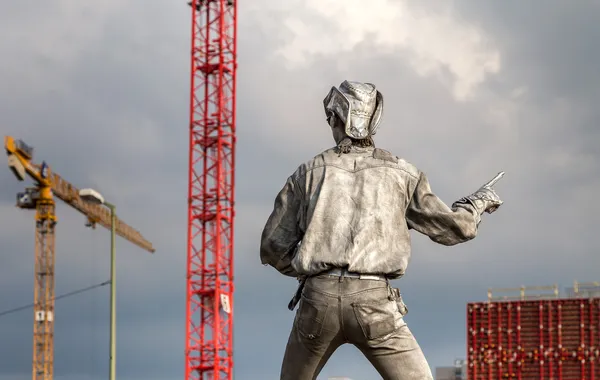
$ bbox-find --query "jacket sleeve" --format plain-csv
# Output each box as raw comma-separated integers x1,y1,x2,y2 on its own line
405,172,480,246
260,175,304,277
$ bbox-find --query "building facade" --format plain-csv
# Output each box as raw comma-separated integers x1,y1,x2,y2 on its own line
467,282,600,379
435,359,467,379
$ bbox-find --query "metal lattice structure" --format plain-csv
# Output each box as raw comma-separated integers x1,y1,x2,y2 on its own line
184,0,237,378
468,285,600,380
5,135,155,380
33,203,57,380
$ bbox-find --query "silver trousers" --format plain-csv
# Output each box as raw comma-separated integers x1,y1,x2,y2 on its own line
280,275,434,380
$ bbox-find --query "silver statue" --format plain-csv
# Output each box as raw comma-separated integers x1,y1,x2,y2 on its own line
260,80,504,380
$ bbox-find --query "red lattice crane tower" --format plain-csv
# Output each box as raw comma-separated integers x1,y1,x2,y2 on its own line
185,0,237,379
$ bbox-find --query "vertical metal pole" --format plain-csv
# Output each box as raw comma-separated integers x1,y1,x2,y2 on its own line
109,205,116,380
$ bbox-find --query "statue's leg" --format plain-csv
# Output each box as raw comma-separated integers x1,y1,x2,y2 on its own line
280,277,344,380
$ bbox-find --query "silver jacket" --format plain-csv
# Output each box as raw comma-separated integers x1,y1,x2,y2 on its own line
260,146,482,279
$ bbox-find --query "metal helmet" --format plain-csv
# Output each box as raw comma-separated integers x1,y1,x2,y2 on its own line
323,80,384,140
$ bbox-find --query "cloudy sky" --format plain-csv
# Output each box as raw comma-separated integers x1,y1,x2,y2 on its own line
1,0,599,379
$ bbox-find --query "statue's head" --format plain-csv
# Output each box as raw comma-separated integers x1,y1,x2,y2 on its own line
323,81,383,149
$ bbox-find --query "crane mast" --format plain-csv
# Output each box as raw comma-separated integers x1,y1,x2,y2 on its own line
185,0,237,378
33,199,57,380
7,138,58,380
5,135,155,380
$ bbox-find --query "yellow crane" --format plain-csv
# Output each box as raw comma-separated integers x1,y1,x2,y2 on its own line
4,135,155,380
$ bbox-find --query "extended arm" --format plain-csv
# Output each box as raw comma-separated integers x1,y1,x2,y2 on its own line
260,175,304,277
405,172,502,246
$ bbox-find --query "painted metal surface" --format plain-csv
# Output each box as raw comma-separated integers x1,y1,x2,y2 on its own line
468,298,600,379
185,0,237,378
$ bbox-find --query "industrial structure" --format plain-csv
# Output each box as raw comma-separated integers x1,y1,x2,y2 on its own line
4,136,155,380
436,359,467,380
467,282,600,380
184,0,237,379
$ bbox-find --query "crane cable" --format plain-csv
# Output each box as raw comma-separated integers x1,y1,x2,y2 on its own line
0,280,110,318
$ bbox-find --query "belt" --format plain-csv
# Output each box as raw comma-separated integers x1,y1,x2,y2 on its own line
288,268,388,311
323,267,388,282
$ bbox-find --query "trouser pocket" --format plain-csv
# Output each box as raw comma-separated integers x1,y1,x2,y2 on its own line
351,298,398,341
294,295,329,340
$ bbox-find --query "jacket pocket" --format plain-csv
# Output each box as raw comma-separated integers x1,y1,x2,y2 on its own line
352,298,398,341
295,295,329,340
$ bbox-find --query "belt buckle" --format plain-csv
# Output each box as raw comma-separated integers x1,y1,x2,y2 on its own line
359,274,377,281
328,268,384,281
360,273,387,281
